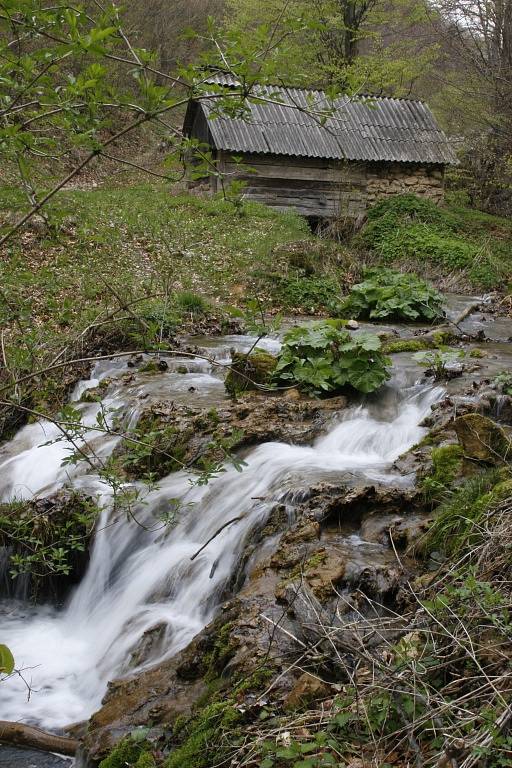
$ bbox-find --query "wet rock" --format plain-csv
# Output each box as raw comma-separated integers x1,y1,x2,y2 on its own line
390,516,432,551
269,519,321,570
117,393,348,480
302,547,346,601
126,622,167,669
360,514,404,544
84,647,209,760
139,359,169,374
127,354,143,368
346,319,359,330
443,361,464,379
454,413,512,463
299,483,421,526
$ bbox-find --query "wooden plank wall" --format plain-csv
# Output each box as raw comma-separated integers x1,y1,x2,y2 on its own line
217,152,367,218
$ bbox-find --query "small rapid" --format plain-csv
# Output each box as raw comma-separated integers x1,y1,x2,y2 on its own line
0,340,442,730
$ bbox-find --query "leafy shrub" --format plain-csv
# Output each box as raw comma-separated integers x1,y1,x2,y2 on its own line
274,321,391,395
341,267,445,322
0,492,98,598
359,194,508,288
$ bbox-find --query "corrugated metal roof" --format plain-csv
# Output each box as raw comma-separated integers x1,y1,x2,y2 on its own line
187,82,457,165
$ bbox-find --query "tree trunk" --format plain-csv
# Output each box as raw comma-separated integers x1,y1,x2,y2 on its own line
0,720,79,756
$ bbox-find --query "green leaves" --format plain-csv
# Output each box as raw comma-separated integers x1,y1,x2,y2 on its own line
0,643,15,675
413,347,465,379
274,321,390,396
341,267,445,323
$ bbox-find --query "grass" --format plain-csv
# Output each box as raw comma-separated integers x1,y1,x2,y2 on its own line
0,185,310,325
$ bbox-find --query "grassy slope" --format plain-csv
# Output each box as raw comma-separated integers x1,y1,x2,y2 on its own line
2,186,511,348
0,185,313,432
0,185,309,327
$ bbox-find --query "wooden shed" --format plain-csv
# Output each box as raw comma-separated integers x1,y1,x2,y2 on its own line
183,78,458,220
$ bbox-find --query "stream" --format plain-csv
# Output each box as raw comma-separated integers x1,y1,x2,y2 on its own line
0,334,444,736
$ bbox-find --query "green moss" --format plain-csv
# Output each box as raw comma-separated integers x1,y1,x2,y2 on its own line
469,348,487,359
383,338,431,354
422,444,464,502
432,444,464,484
165,701,243,768
431,330,455,346
425,468,508,556
305,551,327,570
225,350,277,396
99,739,154,768
139,359,168,374
120,414,192,479
358,194,512,289
80,388,102,402
204,622,236,683
233,667,273,694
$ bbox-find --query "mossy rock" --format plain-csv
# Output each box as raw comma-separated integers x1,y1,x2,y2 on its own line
421,444,465,501
80,387,103,403
454,414,512,464
139,359,169,374
383,338,432,354
225,350,277,396
165,700,243,768
120,415,194,478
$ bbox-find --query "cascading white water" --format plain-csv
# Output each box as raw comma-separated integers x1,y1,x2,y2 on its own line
0,340,443,730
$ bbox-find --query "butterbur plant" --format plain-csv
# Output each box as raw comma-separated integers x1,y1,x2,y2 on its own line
341,267,445,322
274,321,391,395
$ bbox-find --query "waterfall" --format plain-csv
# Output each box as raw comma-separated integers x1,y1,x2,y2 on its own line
0,343,442,730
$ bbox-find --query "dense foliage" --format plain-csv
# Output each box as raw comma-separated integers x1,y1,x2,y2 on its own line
341,267,445,322
360,195,512,288
274,321,391,395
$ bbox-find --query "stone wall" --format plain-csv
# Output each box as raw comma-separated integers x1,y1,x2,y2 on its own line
365,162,445,207
189,153,446,218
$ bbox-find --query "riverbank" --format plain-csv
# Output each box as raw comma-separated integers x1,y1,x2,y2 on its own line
0,297,511,766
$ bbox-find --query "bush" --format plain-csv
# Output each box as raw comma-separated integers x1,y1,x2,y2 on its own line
341,267,445,322
274,321,391,395
359,194,509,288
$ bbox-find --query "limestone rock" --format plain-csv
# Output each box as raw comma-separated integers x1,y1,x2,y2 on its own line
454,414,511,464
304,547,346,601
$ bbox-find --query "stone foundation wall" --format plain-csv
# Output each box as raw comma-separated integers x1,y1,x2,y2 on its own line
365,162,445,206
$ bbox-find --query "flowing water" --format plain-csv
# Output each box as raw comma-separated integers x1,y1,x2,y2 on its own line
0,337,442,731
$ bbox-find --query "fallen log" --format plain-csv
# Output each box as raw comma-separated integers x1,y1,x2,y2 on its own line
0,720,79,756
